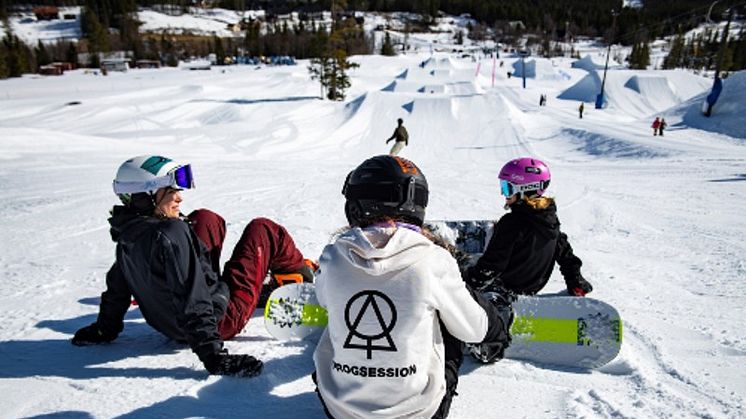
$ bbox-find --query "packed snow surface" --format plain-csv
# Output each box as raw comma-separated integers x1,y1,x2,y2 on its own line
0,52,744,418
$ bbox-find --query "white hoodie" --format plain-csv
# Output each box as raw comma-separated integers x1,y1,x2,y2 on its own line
313,225,489,418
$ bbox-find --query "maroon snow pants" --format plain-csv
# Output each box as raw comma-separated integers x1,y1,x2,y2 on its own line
188,209,305,340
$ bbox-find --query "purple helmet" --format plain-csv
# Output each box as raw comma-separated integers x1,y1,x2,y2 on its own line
498,157,551,197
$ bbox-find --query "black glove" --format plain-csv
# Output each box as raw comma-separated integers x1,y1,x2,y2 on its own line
468,290,515,364
567,275,593,297
71,323,116,346
201,349,263,377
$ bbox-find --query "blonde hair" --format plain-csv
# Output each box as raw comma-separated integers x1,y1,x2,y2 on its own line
522,195,554,210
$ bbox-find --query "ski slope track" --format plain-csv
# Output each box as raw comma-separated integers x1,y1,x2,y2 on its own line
0,51,744,418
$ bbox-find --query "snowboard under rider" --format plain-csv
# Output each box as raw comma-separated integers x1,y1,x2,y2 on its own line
312,155,512,418
462,157,594,299
71,155,314,377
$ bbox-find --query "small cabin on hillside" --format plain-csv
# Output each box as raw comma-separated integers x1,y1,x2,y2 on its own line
52,62,75,71
101,59,130,72
39,62,74,76
39,65,63,76
135,60,161,69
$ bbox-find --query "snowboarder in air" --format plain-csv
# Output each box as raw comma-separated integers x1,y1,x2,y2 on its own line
312,155,512,418
462,157,593,299
385,118,409,156
652,117,661,136
71,155,313,377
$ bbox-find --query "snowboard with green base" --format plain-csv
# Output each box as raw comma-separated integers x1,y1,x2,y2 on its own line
264,220,623,369
264,282,621,369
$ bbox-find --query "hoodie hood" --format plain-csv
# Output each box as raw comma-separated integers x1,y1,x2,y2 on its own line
510,200,560,240
108,205,159,243
331,226,433,276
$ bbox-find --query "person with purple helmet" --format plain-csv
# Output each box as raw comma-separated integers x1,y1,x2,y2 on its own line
462,157,593,299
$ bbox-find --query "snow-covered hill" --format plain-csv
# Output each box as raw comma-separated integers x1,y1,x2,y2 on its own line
0,48,744,418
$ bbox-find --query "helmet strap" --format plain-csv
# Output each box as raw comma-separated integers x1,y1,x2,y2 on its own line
401,177,417,211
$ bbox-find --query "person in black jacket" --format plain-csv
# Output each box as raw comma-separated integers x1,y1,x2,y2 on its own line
71,155,312,377
463,157,593,297
385,118,409,156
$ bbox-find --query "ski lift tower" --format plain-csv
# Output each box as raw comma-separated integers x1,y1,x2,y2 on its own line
596,9,618,109
703,7,735,117
518,50,530,89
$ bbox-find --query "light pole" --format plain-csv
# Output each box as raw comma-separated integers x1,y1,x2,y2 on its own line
596,9,618,109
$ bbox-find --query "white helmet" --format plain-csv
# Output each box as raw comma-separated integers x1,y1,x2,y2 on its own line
113,155,194,204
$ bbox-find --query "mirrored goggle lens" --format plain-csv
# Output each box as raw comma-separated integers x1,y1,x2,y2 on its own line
172,164,194,189
500,180,514,197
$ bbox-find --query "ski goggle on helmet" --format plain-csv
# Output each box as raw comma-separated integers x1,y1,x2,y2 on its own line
112,155,194,197
498,157,551,197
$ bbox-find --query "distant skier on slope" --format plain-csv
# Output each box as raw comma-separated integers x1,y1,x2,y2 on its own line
462,157,593,299
71,155,313,377
385,118,409,155
312,155,512,419
652,117,661,136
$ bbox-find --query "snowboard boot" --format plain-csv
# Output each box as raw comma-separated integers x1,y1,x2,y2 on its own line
272,258,317,285
259,259,318,307
468,290,515,363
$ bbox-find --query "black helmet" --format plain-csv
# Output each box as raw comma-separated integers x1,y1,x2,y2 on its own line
342,155,429,227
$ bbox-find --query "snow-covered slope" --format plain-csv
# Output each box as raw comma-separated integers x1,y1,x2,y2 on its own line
0,53,744,418
673,71,746,139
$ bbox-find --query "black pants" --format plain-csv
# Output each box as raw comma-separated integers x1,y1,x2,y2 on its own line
312,320,464,419
432,321,464,418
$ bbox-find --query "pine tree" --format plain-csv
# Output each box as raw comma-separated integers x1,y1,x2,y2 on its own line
721,40,734,72
213,35,225,65
308,56,330,99
0,41,8,79
628,42,650,69
732,31,746,71
82,4,110,67
308,48,359,101
325,49,359,101
35,40,51,68
6,35,32,77
381,31,395,56
159,32,178,67
663,33,684,69
66,42,79,68
244,21,262,57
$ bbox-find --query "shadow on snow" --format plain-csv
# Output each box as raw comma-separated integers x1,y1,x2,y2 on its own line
2,297,327,417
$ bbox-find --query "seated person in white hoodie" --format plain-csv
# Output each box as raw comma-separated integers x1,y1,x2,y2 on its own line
312,155,513,419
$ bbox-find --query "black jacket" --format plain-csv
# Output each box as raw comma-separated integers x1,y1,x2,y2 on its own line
388,125,409,144
96,206,229,358
466,201,583,295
